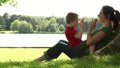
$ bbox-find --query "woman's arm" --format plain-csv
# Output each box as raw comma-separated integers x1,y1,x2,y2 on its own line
74,19,85,39
89,45,95,55
87,19,105,45
87,31,105,45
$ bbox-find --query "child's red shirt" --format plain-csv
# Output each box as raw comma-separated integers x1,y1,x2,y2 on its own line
65,26,82,47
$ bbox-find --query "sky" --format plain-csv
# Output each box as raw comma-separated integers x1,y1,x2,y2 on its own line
0,0,120,17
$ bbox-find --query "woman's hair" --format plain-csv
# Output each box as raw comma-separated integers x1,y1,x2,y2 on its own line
66,12,78,24
102,5,120,30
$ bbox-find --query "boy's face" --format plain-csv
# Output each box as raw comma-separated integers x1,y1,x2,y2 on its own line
70,17,78,27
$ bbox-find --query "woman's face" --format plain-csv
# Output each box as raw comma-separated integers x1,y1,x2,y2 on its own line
98,9,106,23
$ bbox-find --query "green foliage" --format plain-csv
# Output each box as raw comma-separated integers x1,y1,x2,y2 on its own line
36,18,49,31
0,53,120,67
0,25,2,30
18,21,34,33
82,17,93,22
59,24,65,31
6,14,19,30
57,17,65,24
3,13,10,22
0,48,120,68
0,0,18,7
48,23,59,32
50,17,57,24
0,13,103,34
0,16,6,30
10,20,21,31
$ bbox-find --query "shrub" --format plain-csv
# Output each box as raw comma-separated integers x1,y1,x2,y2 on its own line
18,21,33,33
10,20,21,31
59,25,65,31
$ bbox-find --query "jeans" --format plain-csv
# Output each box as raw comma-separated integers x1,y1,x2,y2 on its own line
44,40,89,60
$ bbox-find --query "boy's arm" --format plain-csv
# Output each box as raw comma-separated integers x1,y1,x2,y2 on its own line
74,19,85,39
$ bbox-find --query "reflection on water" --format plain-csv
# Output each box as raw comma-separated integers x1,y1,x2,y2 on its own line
0,34,86,47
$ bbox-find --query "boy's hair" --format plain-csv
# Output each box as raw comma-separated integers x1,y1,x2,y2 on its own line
66,12,78,24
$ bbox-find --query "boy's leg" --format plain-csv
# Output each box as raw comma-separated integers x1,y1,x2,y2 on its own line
44,40,75,60
35,40,88,61
44,40,88,60
34,40,66,61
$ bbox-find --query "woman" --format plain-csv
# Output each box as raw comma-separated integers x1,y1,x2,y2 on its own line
87,5,120,54
34,5,120,61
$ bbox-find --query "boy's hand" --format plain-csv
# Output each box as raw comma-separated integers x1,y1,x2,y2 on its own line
79,19,85,29
89,19,97,30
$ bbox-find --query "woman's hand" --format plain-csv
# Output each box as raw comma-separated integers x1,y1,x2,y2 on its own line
89,19,97,30
87,19,98,45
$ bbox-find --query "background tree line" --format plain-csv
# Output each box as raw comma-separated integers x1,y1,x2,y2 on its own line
0,13,102,33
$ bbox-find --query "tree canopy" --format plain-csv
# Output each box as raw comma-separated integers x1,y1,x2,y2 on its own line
0,0,18,7
0,13,101,33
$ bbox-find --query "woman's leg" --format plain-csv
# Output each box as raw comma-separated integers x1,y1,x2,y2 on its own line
34,40,88,61
75,40,89,51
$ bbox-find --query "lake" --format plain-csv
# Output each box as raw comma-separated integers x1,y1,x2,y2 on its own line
0,34,87,47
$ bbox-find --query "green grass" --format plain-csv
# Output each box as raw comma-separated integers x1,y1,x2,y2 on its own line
0,48,120,68
0,48,69,62
0,31,19,34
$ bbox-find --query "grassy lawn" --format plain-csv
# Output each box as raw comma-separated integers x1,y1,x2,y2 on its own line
0,48,120,68
0,31,19,34
0,48,69,62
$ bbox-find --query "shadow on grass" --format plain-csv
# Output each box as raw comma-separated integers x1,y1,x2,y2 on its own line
0,54,120,68
107,53,120,66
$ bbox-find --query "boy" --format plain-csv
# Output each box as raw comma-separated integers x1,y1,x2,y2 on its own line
34,12,88,61
66,12,95,54
65,12,85,48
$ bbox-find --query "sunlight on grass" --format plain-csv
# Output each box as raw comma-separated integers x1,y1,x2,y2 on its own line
0,48,69,62
0,31,18,34
0,48,120,68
